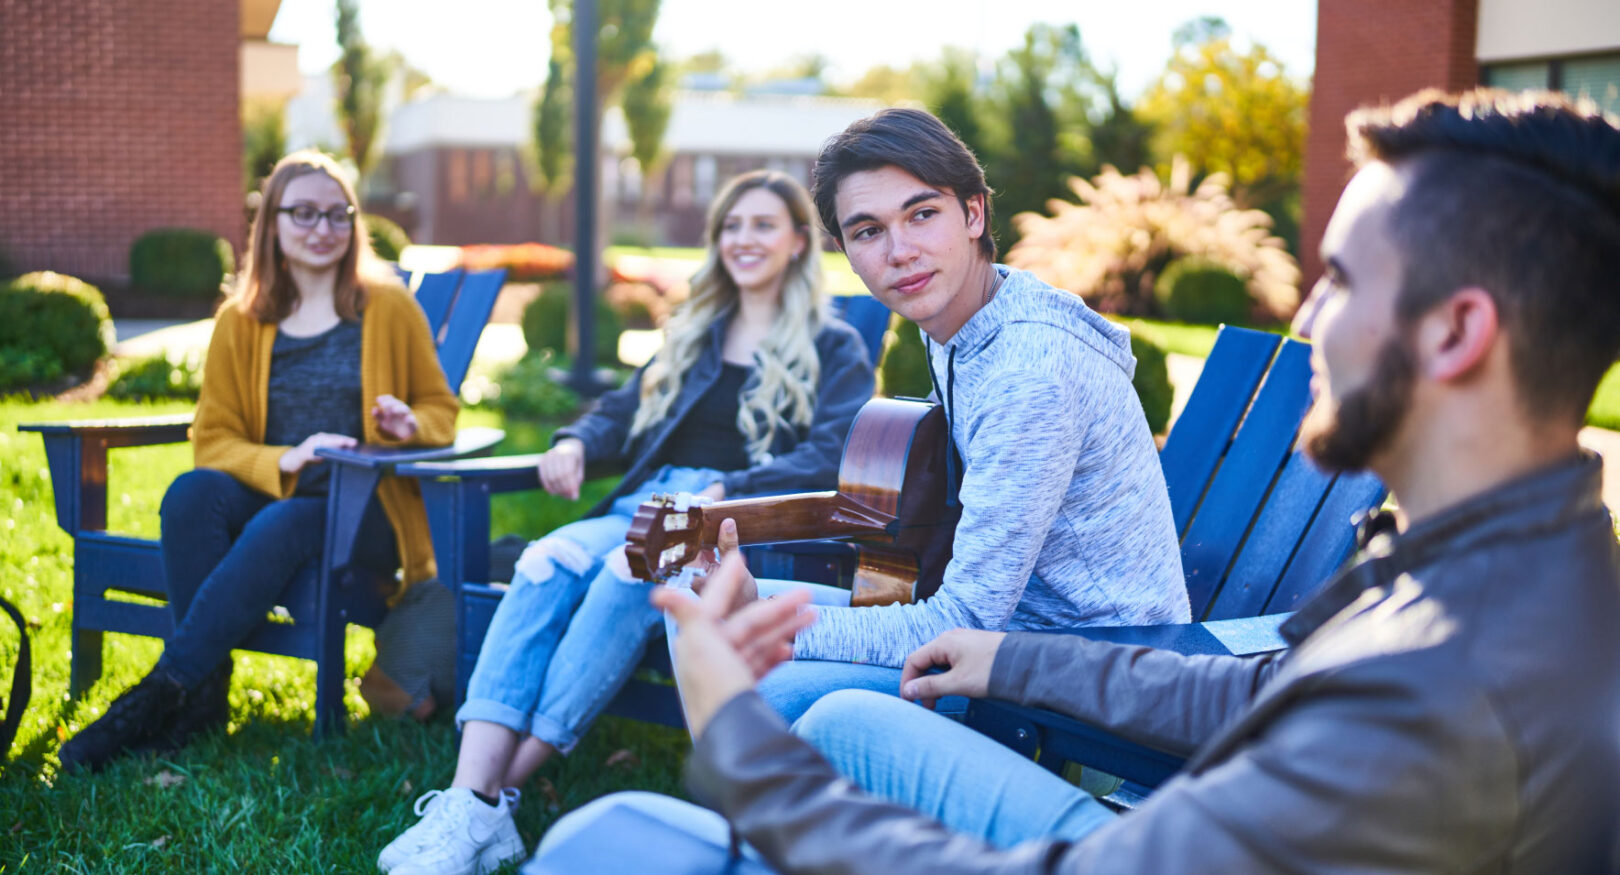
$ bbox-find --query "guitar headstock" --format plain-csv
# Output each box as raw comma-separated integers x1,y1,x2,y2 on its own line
624,493,709,581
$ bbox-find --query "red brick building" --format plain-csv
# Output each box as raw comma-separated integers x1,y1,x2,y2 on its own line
0,0,251,284
1303,0,1620,288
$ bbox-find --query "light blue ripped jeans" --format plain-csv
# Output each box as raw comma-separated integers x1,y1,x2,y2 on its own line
457,465,725,753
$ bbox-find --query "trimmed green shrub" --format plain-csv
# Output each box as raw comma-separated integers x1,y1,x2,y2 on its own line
0,271,114,391
130,227,235,298
522,281,622,366
106,350,204,402
367,214,411,262
484,353,582,421
1154,258,1252,327
878,314,933,399
1130,331,1174,435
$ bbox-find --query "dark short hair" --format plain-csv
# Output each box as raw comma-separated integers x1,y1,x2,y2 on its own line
811,107,997,261
1346,88,1620,423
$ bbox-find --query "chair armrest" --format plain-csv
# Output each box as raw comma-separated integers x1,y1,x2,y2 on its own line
964,698,1188,789
314,426,505,471
1042,613,1292,657
397,453,545,494
18,413,194,448
19,413,196,534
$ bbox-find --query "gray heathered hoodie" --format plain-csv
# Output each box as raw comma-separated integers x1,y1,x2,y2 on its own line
792,266,1189,667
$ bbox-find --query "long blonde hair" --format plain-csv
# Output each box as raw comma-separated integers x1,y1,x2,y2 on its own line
631,170,828,461
236,150,389,323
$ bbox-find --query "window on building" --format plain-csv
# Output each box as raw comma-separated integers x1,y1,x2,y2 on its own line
671,156,694,208
472,150,494,197
1483,51,1620,117
447,149,469,204
695,155,717,204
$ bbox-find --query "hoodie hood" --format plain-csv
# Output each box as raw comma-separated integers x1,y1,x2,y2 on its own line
938,265,1137,379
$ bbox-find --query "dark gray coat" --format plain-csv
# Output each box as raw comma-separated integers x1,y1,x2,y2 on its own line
555,311,874,518
689,453,1620,873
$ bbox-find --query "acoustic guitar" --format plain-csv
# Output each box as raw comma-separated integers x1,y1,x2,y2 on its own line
624,398,960,607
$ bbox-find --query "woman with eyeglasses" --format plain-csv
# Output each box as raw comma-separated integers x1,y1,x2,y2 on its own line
59,150,460,772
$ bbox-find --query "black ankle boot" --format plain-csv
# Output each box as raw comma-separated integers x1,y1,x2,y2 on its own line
165,661,231,746
59,667,187,773
128,661,232,757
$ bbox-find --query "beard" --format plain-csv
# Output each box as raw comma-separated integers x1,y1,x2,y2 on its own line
1299,334,1417,473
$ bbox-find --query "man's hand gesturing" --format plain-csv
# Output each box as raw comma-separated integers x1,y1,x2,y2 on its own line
650,552,815,738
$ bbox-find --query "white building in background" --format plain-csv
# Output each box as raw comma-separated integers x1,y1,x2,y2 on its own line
362,88,886,247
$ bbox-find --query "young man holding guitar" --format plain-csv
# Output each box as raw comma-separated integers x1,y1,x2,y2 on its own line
687,108,1189,722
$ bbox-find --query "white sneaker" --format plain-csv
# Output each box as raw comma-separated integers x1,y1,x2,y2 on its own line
378,787,525,875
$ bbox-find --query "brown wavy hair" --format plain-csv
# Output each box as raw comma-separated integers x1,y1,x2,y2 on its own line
236,150,384,323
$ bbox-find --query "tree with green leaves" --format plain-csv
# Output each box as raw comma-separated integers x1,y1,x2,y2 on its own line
921,48,986,160
532,0,665,194
242,98,287,195
981,23,1097,249
622,54,672,226
331,0,388,177
1136,25,1309,250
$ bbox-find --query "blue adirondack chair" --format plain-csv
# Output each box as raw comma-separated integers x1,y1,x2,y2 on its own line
961,326,1387,805
399,293,896,727
19,268,508,734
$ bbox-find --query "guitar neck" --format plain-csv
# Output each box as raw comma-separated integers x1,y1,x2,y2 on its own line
696,491,896,548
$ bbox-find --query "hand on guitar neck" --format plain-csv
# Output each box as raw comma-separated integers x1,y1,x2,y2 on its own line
689,518,759,617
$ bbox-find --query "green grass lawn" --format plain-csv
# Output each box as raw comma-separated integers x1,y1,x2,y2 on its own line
0,398,687,872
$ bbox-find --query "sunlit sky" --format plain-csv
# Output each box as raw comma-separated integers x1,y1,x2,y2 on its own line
268,0,1316,100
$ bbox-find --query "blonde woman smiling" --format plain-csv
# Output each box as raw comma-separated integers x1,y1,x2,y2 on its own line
378,170,876,875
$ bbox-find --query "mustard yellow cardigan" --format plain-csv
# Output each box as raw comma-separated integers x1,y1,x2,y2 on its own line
190,282,459,592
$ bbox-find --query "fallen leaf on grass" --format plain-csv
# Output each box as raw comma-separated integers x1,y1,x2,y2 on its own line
9,820,21,834
151,835,171,849
400,779,413,796
144,770,186,789
329,766,354,780
604,749,639,770
535,777,561,813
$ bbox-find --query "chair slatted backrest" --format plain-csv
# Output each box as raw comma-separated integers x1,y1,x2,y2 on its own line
831,295,892,365
408,268,464,337
1177,339,1315,616
1159,329,1282,534
431,270,506,391
399,268,505,393
1161,327,1387,622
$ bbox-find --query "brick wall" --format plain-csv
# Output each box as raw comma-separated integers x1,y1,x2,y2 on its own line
1302,0,1480,287
0,0,242,284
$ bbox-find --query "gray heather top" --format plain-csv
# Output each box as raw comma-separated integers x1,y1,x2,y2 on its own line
793,266,1189,667
264,318,364,495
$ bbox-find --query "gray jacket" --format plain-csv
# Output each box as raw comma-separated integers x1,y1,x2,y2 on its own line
793,267,1188,667
555,309,874,517
689,453,1620,873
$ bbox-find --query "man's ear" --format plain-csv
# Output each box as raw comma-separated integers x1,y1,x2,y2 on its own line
963,194,987,241
1417,287,1499,383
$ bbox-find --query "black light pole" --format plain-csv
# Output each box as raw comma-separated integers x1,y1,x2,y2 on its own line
569,0,604,396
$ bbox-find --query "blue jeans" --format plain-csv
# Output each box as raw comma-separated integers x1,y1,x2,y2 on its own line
529,689,1114,870
156,468,397,688
458,465,725,753
748,579,969,723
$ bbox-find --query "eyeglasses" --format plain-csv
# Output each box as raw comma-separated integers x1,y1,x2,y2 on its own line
277,203,356,230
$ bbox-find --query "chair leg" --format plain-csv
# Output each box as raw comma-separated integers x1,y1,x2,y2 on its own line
313,617,347,739
69,623,103,697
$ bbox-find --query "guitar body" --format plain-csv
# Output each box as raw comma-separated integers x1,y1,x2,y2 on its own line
625,397,961,607
836,399,961,606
